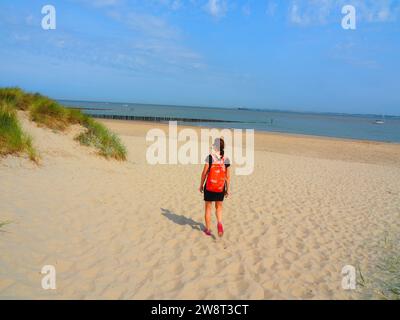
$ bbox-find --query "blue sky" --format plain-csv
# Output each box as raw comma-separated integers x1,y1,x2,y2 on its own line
0,0,399,115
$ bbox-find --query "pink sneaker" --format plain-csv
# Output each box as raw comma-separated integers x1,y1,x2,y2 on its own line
204,228,212,236
217,223,224,237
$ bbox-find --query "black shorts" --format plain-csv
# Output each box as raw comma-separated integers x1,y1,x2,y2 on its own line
204,187,225,202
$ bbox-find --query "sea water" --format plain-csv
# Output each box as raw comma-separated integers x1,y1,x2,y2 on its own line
59,100,400,143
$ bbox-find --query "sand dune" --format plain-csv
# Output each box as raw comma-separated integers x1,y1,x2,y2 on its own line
1,115,399,299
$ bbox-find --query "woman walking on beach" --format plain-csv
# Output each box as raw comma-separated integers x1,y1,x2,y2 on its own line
199,138,231,237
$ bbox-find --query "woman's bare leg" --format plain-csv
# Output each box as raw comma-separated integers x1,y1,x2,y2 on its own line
215,202,223,224
205,201,212,230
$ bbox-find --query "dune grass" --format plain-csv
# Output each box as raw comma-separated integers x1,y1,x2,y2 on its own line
76,117,127,160
0,87,33,111
0,87,127,161
357,233,400,300
371,234,400,300
0,221,12,232
0,103,38,162
29,95,71,130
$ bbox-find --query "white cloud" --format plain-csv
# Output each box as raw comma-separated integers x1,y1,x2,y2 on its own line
356,0,398,22
289,2,307,25
84,0,121,7
288,0,400,26
205,0,227,18
289,0,335,26
266,1,278,17
80,1,205,74
150,0,182,11
120,11,180,40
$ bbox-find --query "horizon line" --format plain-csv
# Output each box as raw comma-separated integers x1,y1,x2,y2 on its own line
57,98,400,119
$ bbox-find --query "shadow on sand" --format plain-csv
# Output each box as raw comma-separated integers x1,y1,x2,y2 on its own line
161,208,206,234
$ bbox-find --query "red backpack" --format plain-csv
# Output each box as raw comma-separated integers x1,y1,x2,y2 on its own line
206,154,226,193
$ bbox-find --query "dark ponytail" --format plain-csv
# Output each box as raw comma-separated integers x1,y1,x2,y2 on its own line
214,138,225,157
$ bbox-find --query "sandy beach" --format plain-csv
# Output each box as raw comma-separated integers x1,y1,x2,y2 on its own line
1,113,400,300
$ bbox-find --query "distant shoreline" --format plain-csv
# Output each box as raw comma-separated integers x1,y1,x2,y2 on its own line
59,100,400,119
87,112,273,126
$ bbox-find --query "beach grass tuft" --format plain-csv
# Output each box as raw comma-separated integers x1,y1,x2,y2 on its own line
0,87,127,161
29,96,70,130
76,117,127,161
374,252,400,300
0,87,32,111
0,221,12,231
357,233,400,300
0,103,38,162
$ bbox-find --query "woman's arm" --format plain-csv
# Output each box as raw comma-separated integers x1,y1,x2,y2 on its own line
225,167,231,197
199,163,209,193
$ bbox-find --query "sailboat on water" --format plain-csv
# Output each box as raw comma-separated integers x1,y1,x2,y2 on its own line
373,115,385,125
